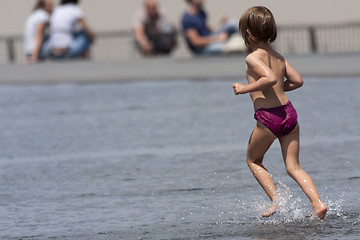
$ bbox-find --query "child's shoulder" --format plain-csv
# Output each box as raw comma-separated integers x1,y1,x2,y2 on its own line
245,51,262,65
246,50,260,59
245,50,271,66
247,49,286,64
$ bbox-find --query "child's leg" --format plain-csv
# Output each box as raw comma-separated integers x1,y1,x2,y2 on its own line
247,122,277,217
278,124,327,219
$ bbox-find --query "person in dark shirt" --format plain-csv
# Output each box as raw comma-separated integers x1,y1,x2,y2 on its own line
181,0,238,55
133,0,177,55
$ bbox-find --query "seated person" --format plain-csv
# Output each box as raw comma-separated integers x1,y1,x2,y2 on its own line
49,0,95,60
24,0,54,63
181,0,239,55
133,0,177,55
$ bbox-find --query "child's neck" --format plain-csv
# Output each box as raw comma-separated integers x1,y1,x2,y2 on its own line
251,42,271,52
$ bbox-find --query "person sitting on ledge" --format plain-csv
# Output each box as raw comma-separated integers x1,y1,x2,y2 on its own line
49,0,95,60
133,0,177,56
181,0,240,55
24,0,54,63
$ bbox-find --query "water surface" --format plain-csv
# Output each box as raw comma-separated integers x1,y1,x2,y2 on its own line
0,77,359,239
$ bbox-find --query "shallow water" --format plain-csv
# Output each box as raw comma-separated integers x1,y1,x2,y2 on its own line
0,77,359,239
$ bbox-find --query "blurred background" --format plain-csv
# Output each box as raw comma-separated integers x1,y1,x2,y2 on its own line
0,0,360,63
2,0,360,34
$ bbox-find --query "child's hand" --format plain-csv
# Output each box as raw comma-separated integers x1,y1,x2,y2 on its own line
232,83,247,95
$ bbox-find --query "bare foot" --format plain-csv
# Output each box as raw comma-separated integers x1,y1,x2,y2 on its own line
262,204,278,218
311,203,327,220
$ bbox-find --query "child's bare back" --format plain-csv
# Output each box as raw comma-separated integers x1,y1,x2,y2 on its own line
246,47,288,109
235,46,303,111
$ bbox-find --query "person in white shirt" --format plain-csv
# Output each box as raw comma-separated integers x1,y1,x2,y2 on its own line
49,0,95,59
24,0,53,63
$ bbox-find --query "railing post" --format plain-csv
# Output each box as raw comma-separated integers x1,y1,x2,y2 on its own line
309,27,318,53
6,38,16,63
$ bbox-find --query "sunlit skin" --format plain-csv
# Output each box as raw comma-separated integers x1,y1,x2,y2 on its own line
233,39,327,219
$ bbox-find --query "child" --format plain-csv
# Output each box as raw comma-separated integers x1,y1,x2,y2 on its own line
232,6,327,219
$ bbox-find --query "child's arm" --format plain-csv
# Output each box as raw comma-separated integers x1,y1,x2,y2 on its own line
233,55,277,95
283,60,303,91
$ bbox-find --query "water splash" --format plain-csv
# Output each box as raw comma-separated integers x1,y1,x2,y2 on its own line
181,172,351,228
249,179,309,223
325,193,344,218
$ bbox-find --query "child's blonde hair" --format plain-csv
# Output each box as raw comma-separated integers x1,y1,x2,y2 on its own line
239,6,277,48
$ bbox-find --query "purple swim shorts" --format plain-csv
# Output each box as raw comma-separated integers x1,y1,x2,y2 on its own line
254,101,298,138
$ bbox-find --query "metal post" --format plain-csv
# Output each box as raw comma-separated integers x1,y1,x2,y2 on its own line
309,27,318,53
6,38,15,63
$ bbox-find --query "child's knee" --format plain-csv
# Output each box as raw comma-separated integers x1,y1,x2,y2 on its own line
246,159,252,168
286,165,301,177
247,156,263,166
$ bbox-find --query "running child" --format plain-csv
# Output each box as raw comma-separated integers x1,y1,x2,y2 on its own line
232,6,327,219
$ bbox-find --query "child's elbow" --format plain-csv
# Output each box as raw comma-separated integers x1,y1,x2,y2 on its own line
298,78,304,88
268,75,277,86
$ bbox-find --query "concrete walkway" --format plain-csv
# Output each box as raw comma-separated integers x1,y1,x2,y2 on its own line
1,53,360,84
